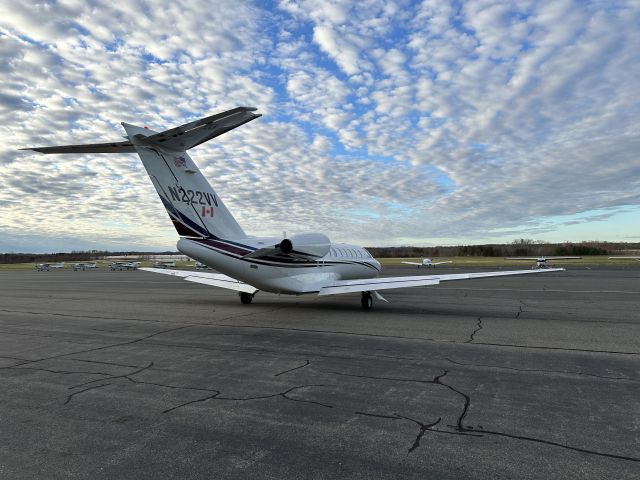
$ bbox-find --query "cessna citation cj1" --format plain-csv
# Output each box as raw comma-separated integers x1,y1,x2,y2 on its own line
24,107,564,309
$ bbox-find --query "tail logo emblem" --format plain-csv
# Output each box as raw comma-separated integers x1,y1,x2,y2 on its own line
174,156,187,168
202,206,215,217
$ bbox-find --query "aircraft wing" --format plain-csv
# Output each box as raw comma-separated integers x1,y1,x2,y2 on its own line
505,257,539,260
401,261,421,266
140,268,258,294
318,268,564,296
432,261,453,265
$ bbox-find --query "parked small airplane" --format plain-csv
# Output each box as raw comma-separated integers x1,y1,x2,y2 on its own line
36,262,65,271
73,262,98,271
24,107,564,309
153,260,176,268
402,257,452,268
195,261,209,270
109,261,139,271
505,256,581,269
609,256,640,262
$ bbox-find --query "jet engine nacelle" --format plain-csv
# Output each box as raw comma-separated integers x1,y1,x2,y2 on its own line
278,233,331,258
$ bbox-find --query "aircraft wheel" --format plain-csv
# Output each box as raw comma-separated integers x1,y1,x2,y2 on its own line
240,292,254,304
361,292,373,310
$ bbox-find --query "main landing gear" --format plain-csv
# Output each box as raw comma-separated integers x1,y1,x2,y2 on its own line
361,291,373,310
239,292,255,304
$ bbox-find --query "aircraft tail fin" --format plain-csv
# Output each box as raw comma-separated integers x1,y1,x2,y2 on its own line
122,122,247,239
23,107,261,240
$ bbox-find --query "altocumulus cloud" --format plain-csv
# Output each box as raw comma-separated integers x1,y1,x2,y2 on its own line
0,0,639,252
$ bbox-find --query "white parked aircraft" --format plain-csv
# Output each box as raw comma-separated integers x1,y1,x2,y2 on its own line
153,260,176,268
24,107,564,309
73,262,98,271
609,256,640,261
109,261,139,271
505,256,581,269
36,262,65,271
401,257,452,268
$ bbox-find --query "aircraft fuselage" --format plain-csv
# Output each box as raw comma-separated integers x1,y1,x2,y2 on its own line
177,237,381,294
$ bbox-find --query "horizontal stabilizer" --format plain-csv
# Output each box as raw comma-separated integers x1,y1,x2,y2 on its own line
140,268,257,294
21,141,137,154
183,275,257,294
135,106,261,152
22,106,260,154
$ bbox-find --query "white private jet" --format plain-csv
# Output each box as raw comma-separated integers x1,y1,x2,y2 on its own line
505,256,581,269
401,257,453,268
24,107,565,309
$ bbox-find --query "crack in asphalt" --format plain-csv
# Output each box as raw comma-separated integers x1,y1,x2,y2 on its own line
3,306,639,462
470,342,639,355
435,370,640,463
64,383,112,405
330,368,640,462
394,414,442,453
274,360,310,377
0,308,170,325
68,362,154,390
465,317,483,343
11,366,113,377
66,358,144,369
206,324,640,355
162,384,333,414
0,325,192,370
0,355,28,361
145,340,418,363
355,411,402,420
444,357,637,382
162,392,222,413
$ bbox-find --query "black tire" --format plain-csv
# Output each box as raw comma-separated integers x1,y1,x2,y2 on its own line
361,292,373,310
240,292,254,304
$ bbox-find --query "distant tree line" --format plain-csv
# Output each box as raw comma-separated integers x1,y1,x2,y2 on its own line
0,250,177,264
366,240,637,258
1,241,638,264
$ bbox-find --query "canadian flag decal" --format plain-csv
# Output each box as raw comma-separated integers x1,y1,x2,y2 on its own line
202,206,215,217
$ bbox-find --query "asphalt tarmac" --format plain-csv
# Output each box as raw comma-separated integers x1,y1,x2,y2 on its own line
0,265,638,479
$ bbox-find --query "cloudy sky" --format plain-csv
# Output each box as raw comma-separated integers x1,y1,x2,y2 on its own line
1,0,639,252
